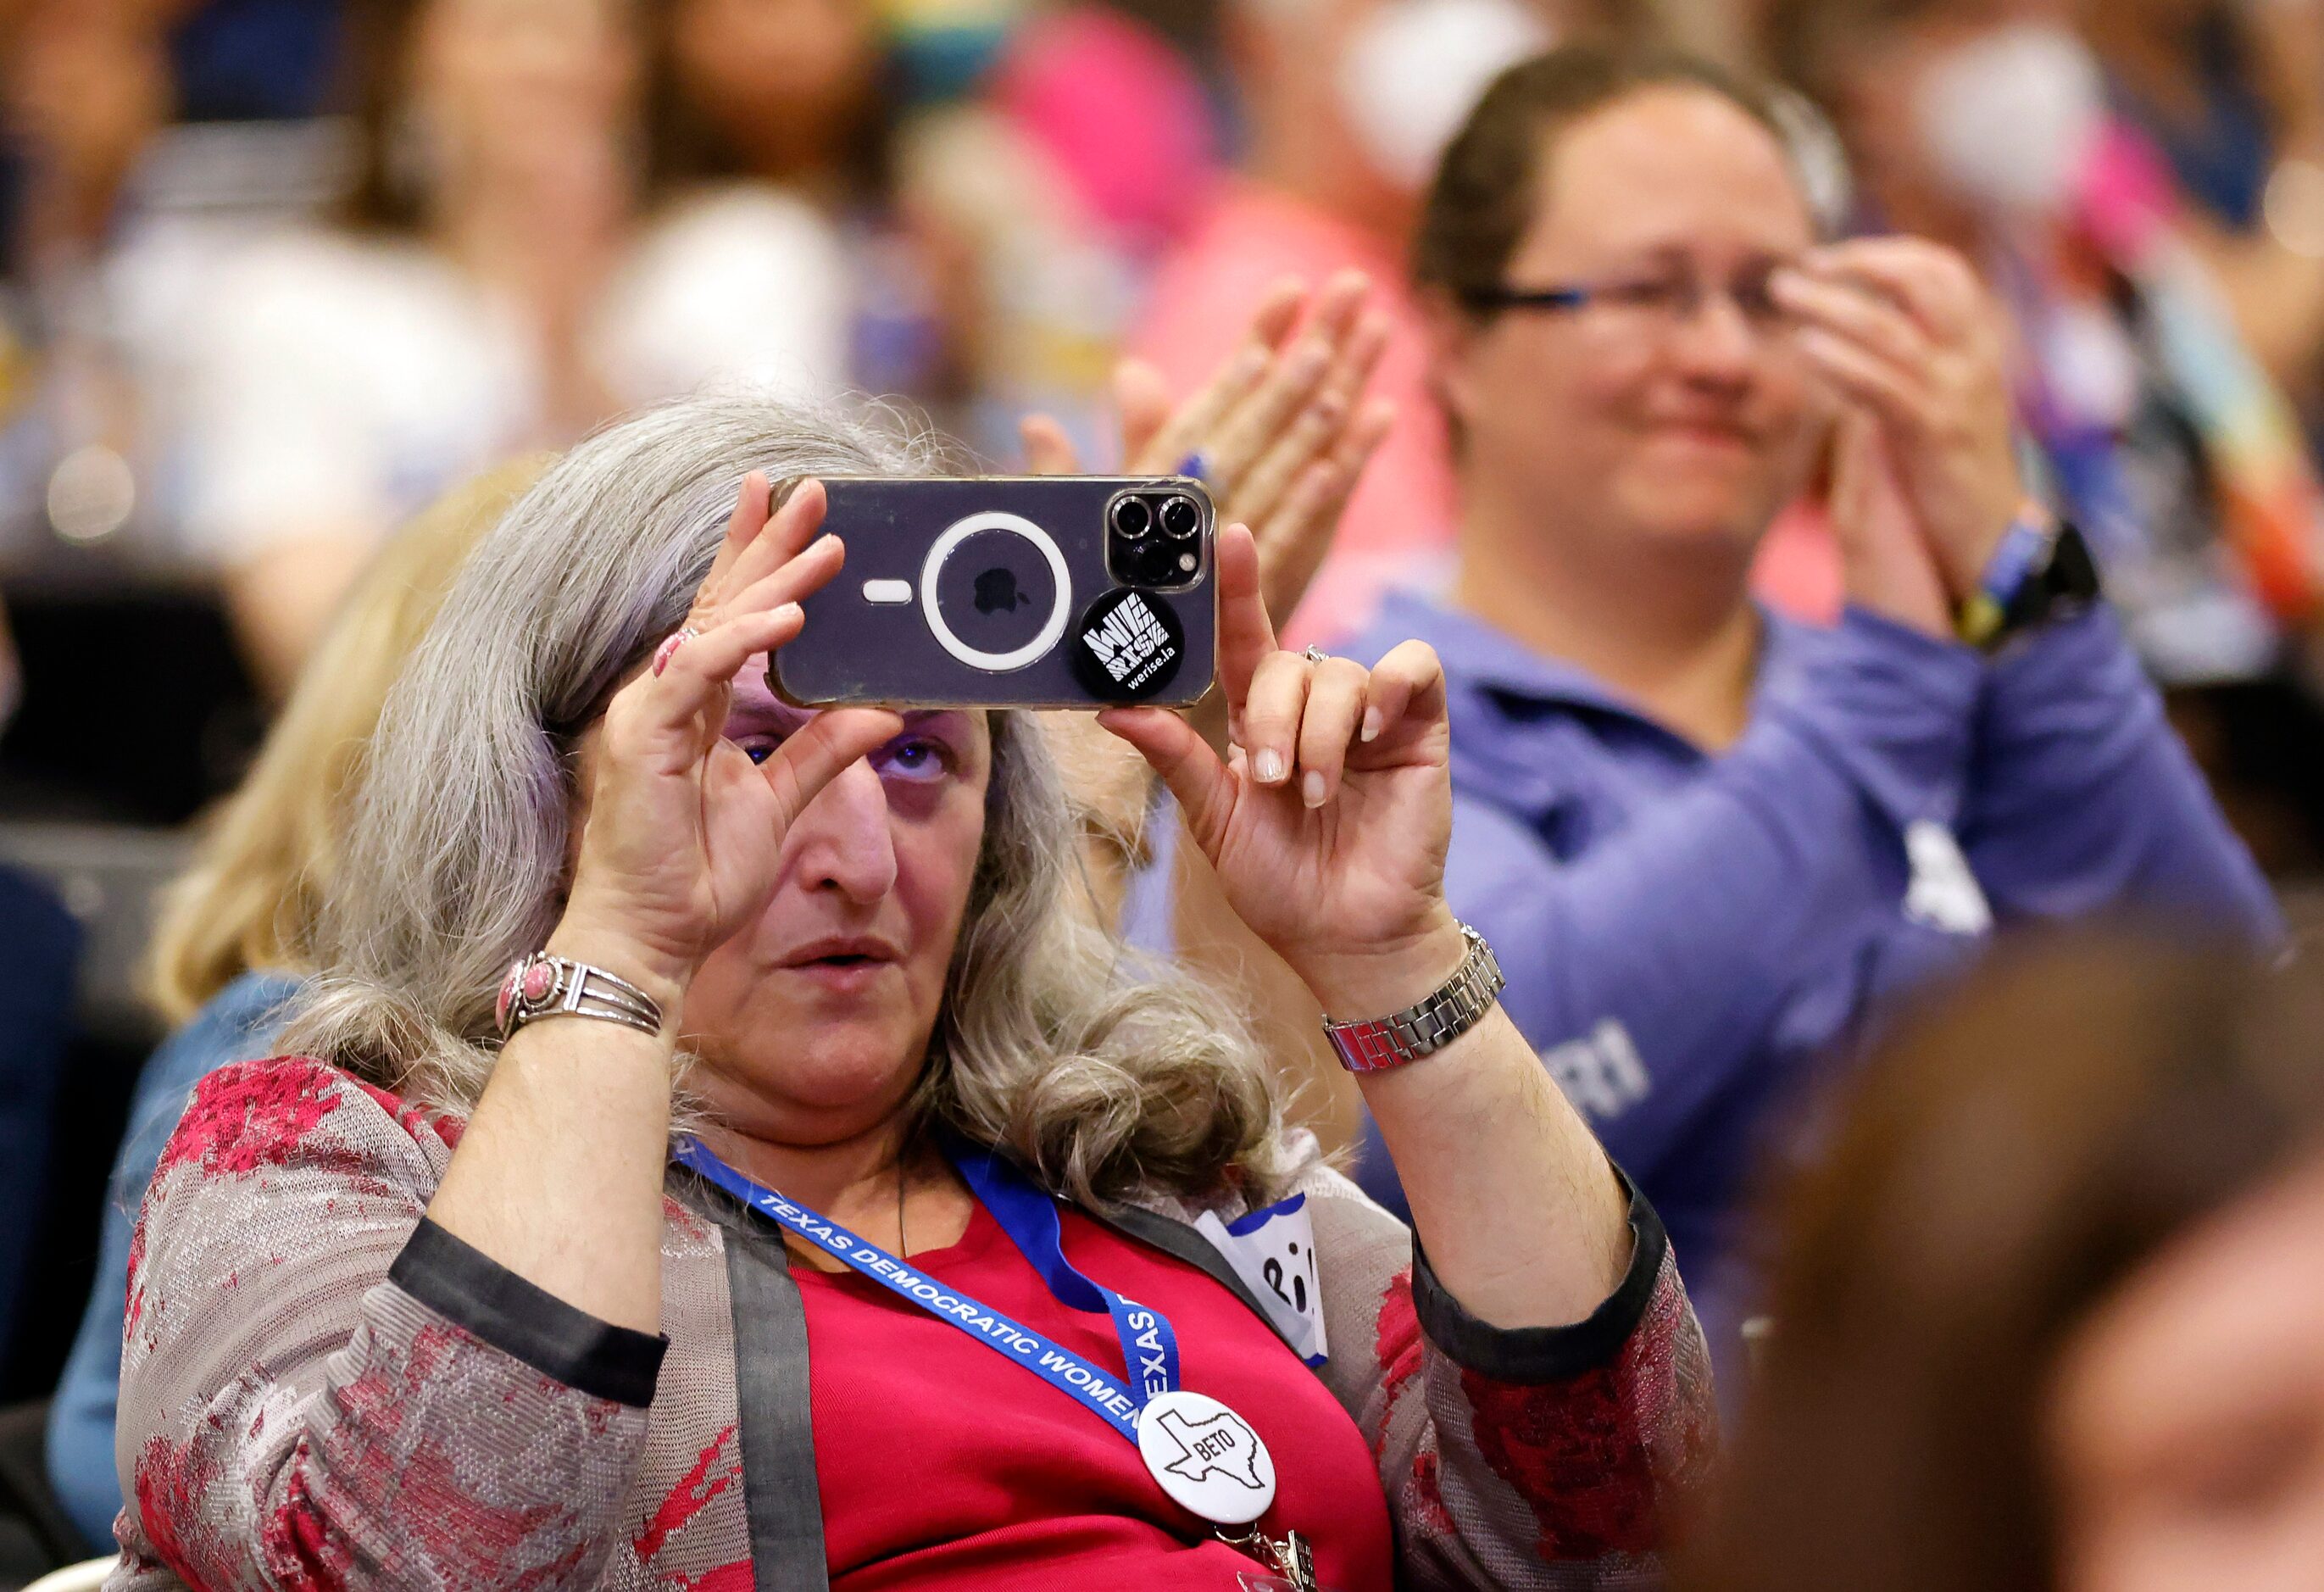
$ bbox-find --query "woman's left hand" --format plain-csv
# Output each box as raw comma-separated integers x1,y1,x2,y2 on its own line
1771,237,2027,598
1098,523,1465,1017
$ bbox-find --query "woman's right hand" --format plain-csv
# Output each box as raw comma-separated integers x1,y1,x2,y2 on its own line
550,476,903,1013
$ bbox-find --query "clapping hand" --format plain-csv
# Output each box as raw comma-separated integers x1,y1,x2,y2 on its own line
1772,238,2027,614
1097,525,1464,1018
1021,269,1394,628
1025,272,1394,890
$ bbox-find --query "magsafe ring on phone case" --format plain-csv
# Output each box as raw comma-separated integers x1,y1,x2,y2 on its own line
771,476,1218,709
919,512,1072,671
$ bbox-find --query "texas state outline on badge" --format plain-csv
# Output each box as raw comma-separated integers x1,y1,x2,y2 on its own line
1154,1406,1268,1490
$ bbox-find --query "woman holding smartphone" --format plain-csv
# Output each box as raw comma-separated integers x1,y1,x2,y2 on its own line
106,365,1706,1586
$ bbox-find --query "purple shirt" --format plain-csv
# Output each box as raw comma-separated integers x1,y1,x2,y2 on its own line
1343,593,2280,1367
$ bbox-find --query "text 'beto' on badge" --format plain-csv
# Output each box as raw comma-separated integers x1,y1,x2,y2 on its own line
1137,1389,1277,1524
1070,587,1187,702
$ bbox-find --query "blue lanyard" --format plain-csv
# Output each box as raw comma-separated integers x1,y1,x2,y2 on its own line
675,1137,1181,1445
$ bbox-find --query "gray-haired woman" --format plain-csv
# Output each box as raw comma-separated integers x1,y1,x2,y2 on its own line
108,387,1712,1589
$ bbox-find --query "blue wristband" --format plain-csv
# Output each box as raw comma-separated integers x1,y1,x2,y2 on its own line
1958,508,2057,648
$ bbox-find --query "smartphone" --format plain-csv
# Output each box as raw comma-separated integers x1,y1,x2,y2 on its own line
770,476,1218,710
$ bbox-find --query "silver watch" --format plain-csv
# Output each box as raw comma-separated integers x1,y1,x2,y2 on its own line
1320,923,1505,1073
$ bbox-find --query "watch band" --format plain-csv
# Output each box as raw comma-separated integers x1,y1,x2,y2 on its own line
495,952,665,1043
1321,924,1506,1073
1957,508,2100,652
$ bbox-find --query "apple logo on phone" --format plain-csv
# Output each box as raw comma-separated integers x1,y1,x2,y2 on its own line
927,517,1068,671
973,568,1028,615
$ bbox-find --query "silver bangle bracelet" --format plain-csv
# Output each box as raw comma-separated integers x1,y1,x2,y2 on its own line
1320,923,1505,1073
495,952,665,1043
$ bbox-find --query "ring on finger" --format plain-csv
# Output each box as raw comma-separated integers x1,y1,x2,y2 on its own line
1177,450,1210,483
1303,645,1330,666
652,626,701,677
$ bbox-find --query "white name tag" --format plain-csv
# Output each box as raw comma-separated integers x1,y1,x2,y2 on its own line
1196,1195,1328,1364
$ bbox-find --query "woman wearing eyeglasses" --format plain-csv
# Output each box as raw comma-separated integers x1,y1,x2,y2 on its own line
1276,42,2282,1378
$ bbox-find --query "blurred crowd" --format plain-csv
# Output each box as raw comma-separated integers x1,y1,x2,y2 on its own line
2,0,2323,1585
5,0,2324,825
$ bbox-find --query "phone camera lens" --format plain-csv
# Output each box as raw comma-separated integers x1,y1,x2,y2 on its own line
1111,496,1153,539
1159,495,1200,540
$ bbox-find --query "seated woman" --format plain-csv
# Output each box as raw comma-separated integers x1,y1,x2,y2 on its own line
1247,43,2277,1378
108,391,1709,1589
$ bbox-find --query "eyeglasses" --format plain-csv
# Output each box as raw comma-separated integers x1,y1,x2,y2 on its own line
1459,263,1790,334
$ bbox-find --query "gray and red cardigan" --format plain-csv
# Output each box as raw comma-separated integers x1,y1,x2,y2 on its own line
108,1055,1715,1589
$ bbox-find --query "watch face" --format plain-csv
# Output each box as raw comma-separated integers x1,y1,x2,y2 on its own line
2050,521,2101,601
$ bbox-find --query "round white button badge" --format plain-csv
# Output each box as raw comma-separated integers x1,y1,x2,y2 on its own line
919,511,1072,671
1136,1389,1277,1525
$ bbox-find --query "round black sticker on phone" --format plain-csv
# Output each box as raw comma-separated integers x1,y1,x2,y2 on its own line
1070,587,1187,702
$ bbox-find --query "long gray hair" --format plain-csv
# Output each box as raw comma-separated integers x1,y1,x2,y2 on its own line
282,392,1298,1207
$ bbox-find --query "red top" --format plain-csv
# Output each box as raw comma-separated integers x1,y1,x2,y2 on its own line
796,1197,1396,1589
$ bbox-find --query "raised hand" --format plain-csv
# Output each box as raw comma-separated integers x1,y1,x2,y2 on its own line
1020,269,1394,626
1097,524,1464,1019
1826,407,1954,640
553,475,903,1006
1772,238,2027,598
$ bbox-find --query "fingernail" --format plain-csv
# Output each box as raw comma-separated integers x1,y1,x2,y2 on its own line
1302,771,1326,808
774,602,803,626
1254,749,1286,784
1360,708,1382,743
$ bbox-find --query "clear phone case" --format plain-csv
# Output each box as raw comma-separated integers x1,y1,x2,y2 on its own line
770,476,1219,710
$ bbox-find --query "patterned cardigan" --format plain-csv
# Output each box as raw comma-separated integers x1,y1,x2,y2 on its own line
107,1056,1716,1589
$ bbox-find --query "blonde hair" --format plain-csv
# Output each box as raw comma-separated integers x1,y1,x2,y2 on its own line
143,457,549,1025
281,393,1298,1206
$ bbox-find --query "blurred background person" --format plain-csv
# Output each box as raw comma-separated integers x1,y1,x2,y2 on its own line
637,0,958,421
901,1,1231,464
181,0,874,699
1181,41,2277,1383
644,0,1245,477
0,0,207,728
177,0,635,696
0,0,198,569
1126,0,1638,644
0,0,369,834
2080,0,2324,431
1683,935,2324,1592
40,455,537,1555
1766,0,2324,873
